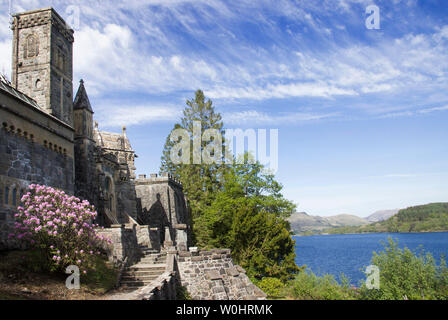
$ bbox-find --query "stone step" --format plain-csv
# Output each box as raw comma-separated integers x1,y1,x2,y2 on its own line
120,280,156,286
139,247,161,254
121,274,160,282
126,264,166,272
142,252,166,257
140,248,159,252
122,270,165,277
120,287,139,293
139,258,166,263
141,255,166,259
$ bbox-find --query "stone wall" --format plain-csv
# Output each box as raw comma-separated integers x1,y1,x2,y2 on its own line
136,225,161,251
97,225,142,267
177,249,267,300
0,125,74,250
135,173,192,250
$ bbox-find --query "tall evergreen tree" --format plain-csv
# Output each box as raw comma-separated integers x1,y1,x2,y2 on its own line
160,90,227,242
160,90,300,280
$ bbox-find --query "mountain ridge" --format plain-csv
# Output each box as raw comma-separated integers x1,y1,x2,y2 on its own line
288,212,370,235
288,208,401,235
323,202,448,235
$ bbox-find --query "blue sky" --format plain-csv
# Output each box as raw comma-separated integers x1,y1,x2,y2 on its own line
1,0,447,216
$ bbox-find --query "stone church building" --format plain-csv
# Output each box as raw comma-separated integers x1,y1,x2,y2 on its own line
0,8,266,300
0,7,191,252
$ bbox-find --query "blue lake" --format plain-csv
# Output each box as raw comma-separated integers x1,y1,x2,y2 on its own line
293,232,448,286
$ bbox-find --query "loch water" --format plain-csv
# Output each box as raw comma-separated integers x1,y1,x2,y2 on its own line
293,232,448,285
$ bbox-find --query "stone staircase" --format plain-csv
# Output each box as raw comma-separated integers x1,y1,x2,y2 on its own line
119,246,167,292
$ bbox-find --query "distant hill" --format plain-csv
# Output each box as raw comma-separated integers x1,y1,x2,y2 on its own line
288,212,369,235
326,214,370,226
366,209,399,222
325,203,448,235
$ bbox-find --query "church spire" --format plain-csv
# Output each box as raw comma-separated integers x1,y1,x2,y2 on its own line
73,79,93,113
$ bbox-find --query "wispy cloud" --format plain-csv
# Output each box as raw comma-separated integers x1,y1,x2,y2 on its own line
223,110,338,125
94,104,182,127
379,104,448,118
1,0,447,127
367,173,418,179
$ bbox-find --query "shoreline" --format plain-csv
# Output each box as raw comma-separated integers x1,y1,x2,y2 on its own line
293,230,448,237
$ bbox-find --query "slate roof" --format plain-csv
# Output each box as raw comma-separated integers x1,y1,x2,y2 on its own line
0,76,41,110
93,124,133,152
73,79,93,113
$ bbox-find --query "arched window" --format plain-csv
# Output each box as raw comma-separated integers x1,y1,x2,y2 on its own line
4,187,9,205
25,34,39,58
12,188,17,206
105,177,111,193
104,177,115,212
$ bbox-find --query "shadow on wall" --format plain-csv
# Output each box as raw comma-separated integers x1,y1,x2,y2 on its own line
138,193,169,245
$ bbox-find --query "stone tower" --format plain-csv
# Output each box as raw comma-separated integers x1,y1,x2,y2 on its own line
73,79,98,207
11,8,74,126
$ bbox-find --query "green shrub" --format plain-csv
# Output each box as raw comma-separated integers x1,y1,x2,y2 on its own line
176,285,192,300
10,184,112,274
288,270,356,300
82,256,118,293
257,277,285,298
359,237,448,300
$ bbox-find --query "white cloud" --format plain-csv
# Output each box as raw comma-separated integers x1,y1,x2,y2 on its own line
94,104,182,127
223,110,337,125
418,105,448,114
379,104,448,118
0,39,11,78
1,0,447,126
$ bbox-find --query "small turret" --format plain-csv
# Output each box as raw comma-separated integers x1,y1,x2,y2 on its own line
73,79,93,139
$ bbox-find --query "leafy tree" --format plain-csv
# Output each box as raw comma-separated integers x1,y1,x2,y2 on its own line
197,159,300,280
160,90,300,280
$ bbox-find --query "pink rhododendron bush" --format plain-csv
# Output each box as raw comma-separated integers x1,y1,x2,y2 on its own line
9,184,112,274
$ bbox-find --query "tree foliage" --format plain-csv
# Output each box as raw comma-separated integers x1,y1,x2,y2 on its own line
160,90,299,280
160,89,226,223
358,237,448,300
287,271,356,300
197,160,299,280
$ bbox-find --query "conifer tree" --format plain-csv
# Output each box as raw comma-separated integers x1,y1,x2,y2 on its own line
160,90,227,242
160,90,300,280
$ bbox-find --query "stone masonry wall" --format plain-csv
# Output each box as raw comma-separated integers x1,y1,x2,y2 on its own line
0,127,74,250
178,249,267,300
97,225,142,267
0,124,74,191
136,225,161,251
